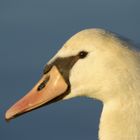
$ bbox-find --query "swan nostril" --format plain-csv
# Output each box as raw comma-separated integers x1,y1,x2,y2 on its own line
37,82,46,91
37,76,50,91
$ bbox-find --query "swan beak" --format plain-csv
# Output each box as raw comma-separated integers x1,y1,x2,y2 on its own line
5,66,68,120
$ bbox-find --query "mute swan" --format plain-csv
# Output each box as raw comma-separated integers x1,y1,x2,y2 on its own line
5,28,140,140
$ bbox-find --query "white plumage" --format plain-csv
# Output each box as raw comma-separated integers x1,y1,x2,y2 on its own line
51,28,140,140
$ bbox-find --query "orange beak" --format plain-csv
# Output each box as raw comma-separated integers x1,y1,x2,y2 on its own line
5,66,68,120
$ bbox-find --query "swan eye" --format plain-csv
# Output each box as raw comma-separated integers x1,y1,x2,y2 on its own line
78,51,88,59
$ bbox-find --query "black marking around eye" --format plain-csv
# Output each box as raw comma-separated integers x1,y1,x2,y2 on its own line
44,55,79,84
42,55,79,100
43,51,88,76
42,51,88,96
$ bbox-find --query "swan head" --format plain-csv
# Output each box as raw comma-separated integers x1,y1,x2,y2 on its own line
5,28,140,120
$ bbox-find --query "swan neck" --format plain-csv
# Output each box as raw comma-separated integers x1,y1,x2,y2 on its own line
99,97,140,140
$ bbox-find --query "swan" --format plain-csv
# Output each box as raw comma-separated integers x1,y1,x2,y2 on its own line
5,28,140,140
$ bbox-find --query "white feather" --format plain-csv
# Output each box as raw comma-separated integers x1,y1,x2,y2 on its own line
50,28,140,140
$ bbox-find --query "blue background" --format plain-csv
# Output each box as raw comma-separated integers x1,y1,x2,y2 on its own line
0,0,140,140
